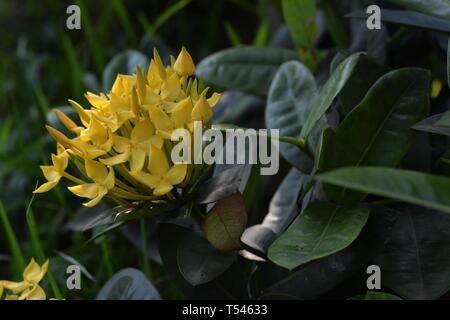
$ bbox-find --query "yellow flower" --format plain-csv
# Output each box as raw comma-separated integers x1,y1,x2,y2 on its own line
101,119,163,171
34,153,68,193
36,47,221,207
68,159,115,207
0,258,49,300
173,46,195,77
130,145,187,196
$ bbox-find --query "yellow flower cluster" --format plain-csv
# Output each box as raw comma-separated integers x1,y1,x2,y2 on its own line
34,47,221,207
0,259,49,300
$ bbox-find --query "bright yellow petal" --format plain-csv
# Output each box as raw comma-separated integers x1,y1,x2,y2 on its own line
100,151,130,166
88,115,108,146
104,166,115,190
149,106,173,132
161,73,181,101
1,281,29,294
207,92,221,107
46,125,72,149
51,153,68,173
150,135,164,149
40,165,61,183
23,258,48,284
153,180,174,196
135,67,147,102
23,285,46,300
165,164,187,185
85,91,109,111
68,183,100,198
70,140,107,159
52,109,79,132
112,135,131,153
130,148,146,172
83,187,108,207
68,99,91,127
148,145,169,176
111,74,135,97
153,48,167,79
191,94,212,122
131,119,154,143
129,171,159,189
171,97,193,127
33,181,58,193
173,47,195,76
85,158,109,182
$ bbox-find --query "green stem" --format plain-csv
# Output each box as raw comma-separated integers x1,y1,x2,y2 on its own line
140,220,152,279
100,236,115,277
26,203,62,299
0,201,26,272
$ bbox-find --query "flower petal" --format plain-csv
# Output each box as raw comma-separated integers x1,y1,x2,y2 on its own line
68,183,100,199
165,164,187,186
85,158,109,182
129,171,159,189
100,151,130,166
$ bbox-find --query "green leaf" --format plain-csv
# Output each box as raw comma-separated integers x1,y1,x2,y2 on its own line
102,50,148,92
338,55,390,114
282,0,317,49
388,0,450,20
241,169,308,257
375,207,450,299
196,46,298,96
316,167,450,214
266,61,318,172
448,36,450,88
194,166,246,204
413,112,450,136
319,0,349,48
268,202,369,270
202,193,247,251
96,268,161,300
318,68,430,203
347,9,450,33
300,52,363,140
177,233,235,286
350,291,402,300
157,223,242,299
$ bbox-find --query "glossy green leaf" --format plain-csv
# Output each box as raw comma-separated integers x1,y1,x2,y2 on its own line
196,46,298,96
316,167,450,214
266,61,318,172
241,169,308,257
268,202,369,270
202,192,247,251
338,55,390,114
347,9,450,33
300,52,363,140
413,112,450,136
388,0,450,20
177,233,235,286
96,268,161,300
319,68,430,203
375,207,450,299
282,0,317,49
102,50,148,92
158,223,243,299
